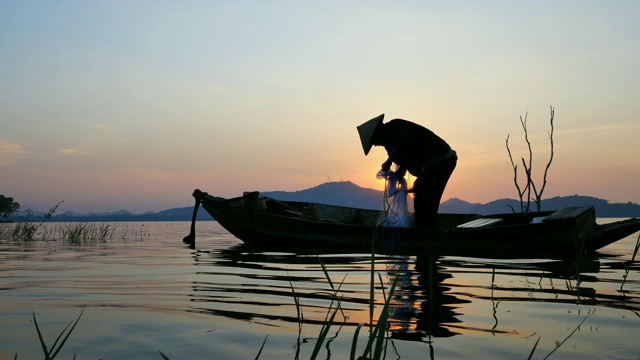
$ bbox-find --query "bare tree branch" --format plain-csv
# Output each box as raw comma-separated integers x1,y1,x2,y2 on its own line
505,134,524,212
506,106,556,212
533,106,555,211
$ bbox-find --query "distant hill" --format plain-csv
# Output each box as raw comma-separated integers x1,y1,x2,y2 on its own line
13,181,640,222
439,195,640,217
263,181,383,210
15,206,212,222
265,181,640,217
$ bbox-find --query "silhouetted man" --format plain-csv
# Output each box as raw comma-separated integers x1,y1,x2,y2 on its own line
357,114,457,228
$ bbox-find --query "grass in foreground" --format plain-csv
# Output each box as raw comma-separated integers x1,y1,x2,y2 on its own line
15,308,85,360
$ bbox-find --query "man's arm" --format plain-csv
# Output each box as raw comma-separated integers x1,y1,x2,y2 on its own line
380,120,411,172
381,147,399,171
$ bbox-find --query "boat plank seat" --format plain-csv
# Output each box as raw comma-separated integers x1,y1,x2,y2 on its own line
283,209,303,217
457,218,503,229
542,206,595,223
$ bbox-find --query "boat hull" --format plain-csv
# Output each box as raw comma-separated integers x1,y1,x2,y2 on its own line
195,191,640,257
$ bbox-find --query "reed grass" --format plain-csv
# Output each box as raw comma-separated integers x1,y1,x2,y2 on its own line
306,227,403,360
527,316,588,360
0,200,155,244
57,222,118,244
621,233,640,290
288,272,303,322
4,203,62,243
632,233,640,262
309,259,348,360
255,335,269,360
2,220,153,244
358,274,398,360
22,308,85,360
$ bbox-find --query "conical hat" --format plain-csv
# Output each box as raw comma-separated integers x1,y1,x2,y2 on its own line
357,114,384,155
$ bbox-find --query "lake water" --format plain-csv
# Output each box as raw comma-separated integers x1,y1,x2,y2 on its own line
0,220,638,359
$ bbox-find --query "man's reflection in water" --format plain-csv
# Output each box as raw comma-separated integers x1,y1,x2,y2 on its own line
387,254,468,343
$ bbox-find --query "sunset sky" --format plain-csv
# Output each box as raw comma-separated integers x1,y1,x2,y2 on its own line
1,1,638,213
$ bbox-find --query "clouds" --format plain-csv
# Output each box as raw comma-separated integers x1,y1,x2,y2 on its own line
59,148,91,156
0,139,26,166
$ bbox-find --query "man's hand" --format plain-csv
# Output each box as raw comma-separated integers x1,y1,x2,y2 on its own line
381,159,392,172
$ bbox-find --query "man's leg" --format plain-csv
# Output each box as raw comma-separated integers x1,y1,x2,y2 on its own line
414,158,457,228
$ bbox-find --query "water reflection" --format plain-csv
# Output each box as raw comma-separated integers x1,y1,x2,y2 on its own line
187,242,640,347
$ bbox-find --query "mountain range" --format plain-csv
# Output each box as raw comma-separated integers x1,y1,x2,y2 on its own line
14,181,640,222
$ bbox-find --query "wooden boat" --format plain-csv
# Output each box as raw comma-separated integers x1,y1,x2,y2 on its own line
184,189,640,257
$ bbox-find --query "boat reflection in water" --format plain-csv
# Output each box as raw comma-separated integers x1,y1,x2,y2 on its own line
385,253,621,342
187,235,639,358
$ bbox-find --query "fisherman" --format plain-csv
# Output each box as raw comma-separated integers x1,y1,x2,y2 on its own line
357,114,457,228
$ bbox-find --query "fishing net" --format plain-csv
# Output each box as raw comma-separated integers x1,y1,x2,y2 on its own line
376,168,410,228
376,168,414,333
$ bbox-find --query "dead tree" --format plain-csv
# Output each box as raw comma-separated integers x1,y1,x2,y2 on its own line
505,106,555,212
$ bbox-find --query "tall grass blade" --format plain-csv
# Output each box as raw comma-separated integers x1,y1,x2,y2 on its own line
372,275,398,360
631,233,640,262
310,306,339,360
360,275,398,360
350,323,364,360
32,312,51,360
288,271,303,321
542,315,587,360
319,259,335,292
32,308,85,360
309,257,349,360
318,258,348,317
49,308,85,359
621,234,640,289
526,336,541,360
47,321,74,356
369,229,377,328
254,335,268,360
491,263,496,287
372,309,389,360
377,273,387,300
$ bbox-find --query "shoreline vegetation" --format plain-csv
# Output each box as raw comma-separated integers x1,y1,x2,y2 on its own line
0,210,150,244
0,221,150,244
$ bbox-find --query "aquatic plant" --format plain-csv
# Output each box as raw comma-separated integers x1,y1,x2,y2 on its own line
57,222,118,244
2,219,154,245
621,233,640,290
309,259,348,360
298,234,400,360
353,273,398,360
18,308,85,360
527,316,588,360
7,202,61,242
116,224,150,242
255,335,269,360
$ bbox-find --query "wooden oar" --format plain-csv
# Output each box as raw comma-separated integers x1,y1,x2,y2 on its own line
183,189,206,244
